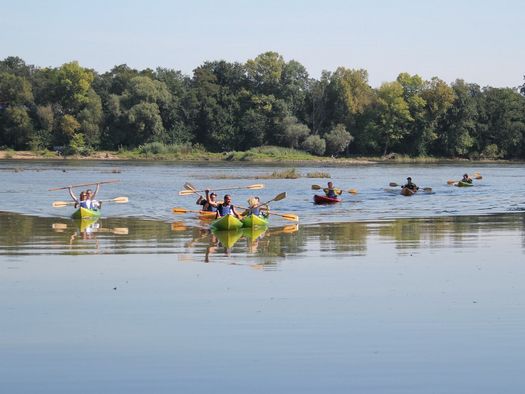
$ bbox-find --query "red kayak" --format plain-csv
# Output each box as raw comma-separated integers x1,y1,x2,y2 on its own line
314,195,341,204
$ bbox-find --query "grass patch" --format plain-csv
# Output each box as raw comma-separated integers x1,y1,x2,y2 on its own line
257,168,301,179
306,171,331,178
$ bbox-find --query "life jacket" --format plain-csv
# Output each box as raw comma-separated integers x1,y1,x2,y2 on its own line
248,206,261,216
217,203,233,216
203,201,217,212
326,189,337,198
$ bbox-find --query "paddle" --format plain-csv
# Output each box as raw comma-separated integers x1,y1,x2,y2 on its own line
311,184,358,194
179,183,264,196
447,173,482,184
52,223,128,235
49,180,119,191
52,196,128,207
172,207,210,214
389,183,432,193
184,182,203,197
257,191,287,207
238,205,298,222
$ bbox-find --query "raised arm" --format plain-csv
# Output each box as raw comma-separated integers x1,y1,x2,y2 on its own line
68,187,78,202
92,183,100,199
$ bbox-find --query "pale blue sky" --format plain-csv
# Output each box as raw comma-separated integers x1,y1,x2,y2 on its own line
1,0,523,87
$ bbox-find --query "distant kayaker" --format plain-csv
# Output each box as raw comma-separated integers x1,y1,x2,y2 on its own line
325,181,338,198
461,173,473,184
402,177,418,191
196,189,218,212
215,194,241,219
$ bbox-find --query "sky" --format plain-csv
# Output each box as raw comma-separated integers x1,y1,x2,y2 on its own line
1,0,523,88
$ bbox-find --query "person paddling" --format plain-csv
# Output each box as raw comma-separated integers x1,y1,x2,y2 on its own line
69,183,101,210
325,181,338,198
402,177,418,191
215,194,241,219
244,196,269,217
461,173,473,184
85,186,102,210
196,189,218,212
69,189,87,209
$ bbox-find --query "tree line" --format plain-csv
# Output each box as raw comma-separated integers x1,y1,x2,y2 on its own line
1,53,524,159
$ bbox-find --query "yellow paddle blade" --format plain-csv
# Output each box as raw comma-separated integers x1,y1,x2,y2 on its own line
447,180,457,185
179,190,198,196
282,224,299,233
52,201,74,208
172,207,190,214
311,185,322,190
111,227,129,235
348,189,358,194
274,213,299,221
247,184,265,190
171,222,187,231
110,197,128,203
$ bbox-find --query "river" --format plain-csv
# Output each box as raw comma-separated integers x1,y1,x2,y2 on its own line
1,160,524,393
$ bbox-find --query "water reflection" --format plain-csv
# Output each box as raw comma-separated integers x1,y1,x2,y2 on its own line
1,212,523,261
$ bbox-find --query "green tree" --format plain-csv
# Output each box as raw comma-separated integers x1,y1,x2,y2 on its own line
246,52,285,96
372,81,413,155
0,107,33,148
324,124,354,156
0,72,34,105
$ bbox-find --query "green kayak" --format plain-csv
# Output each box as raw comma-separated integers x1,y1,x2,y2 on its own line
71,207,102,220
241,214,269,228
456,181,473,187
212,228,243,248
211,214,243,231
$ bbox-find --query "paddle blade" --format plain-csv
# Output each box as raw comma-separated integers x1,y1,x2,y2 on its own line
111,197,128,203
273,192,287,202
172,207,189,214
348,189,358,194
389,182,399,187
423,187,433,193
447,180,456,185
184,182,198,191
282,224,299,233
278,213,299,221
52,201,73,208
112,227,129,235
474,175,482,180
311,185,322,190
247,184,265,190
179,190,196,196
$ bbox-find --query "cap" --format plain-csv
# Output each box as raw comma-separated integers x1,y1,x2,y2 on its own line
407,177,412,180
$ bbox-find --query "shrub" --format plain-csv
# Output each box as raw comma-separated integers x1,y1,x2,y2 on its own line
301,135,326,156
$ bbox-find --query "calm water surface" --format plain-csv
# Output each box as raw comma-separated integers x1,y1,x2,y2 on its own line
1,160,525,393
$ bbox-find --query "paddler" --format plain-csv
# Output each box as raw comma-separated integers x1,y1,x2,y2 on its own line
325,181,338,198
461,173,473,184
196,189,218,212
85,184,101,210
215,194,241,219
402,177,418,191
69,189,87,209
244,197,269,217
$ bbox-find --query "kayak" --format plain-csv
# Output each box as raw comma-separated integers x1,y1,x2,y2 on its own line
71,207,102,220
400,187,417,196
212,228,243,249
242,226,268,241
211,214,243,231
75,217,100,232
241,214,269,228
314,195,341,204
456,181,473,187
198,210,217,220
